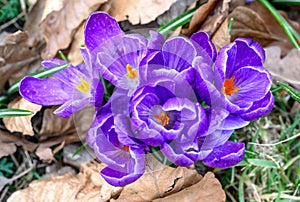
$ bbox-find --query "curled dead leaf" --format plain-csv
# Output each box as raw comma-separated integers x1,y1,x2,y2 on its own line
7,161,122,202
181,0,219,36
7,156,225,202
68,22,85,65
153,172,226,202
3,97,42,136
105,0,176,25
0,130,17,158
0,130,37,152
35,146,54,163
40,0,107,59
112,155,202,202
0,31,41,91
229,2,300,55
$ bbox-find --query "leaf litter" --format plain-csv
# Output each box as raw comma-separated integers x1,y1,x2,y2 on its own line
1,0,300,201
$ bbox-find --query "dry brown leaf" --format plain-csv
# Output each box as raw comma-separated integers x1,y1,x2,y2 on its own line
0,130,37,152
182,0,219,36
68,22,85,65
7,155,225,202
229,2,300,55
3,97,42,136
7,161,122,202
39,108,76,138
264,46,300,90
24,0,46,47
0,142,16,158
40,0,106,59
153,172,226,202
0,31,41,91
211,17,230,50
105,0,176,25
35,146,54,163
112,155,202,202
0,135,17,158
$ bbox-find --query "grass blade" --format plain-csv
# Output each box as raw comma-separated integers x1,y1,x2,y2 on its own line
257,0,300,50
72,142,88,158
247,158,279,168
0,108,34,118
277,81,300,103
157,2,206,36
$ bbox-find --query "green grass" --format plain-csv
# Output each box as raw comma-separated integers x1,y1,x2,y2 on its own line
217,86,300,202
0,157,14,177
0,0,23,24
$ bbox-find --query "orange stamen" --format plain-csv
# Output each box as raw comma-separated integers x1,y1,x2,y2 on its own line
222,76,240,96
122,145,130,152
154,112,170,127
126,64,138,79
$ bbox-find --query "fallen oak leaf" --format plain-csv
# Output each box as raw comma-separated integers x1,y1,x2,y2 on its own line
153,172,226,202
0,31,41,92
112,155,202,202
40,0,107,59
67,22,85,65
181,0,219,36
229,2,300,55
3,97,42,136
7,160,122,202
104,0,176,25
0,129,37,152
0,136,17,158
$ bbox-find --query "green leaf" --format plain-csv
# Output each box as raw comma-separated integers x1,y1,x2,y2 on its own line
238,167,248,202
247,158,278,168
0,108,34,118
7,63,70,96
157,2,206,36
277,81,300,103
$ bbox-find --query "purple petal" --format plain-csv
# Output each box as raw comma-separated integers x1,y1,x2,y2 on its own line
41,58,68,69
148,31,164,52
101,167,143,187
84,12,124,52
162,36,197,72
215,38,265,81
20,76,72,106
229,66,272,104
90,78,104,108
192,56,214,83
97,34,147,86
190,32,216,61
220,115,249,130
241,91,274,121
203,141,245,168
161,142,194,166
54,98,89,118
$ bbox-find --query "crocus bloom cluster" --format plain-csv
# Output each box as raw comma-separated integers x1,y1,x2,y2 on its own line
20,12,274,186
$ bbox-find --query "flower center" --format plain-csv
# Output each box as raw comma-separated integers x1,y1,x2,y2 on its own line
76,78,90,93
122,145,130,152
154,112,170,127
222,76,240,96
126,64,138,79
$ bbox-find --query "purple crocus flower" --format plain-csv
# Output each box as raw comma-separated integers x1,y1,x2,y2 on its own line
19,50,104,118
209,38,274,121
84,11,148,95
139,31,249,168
87,102,145,186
